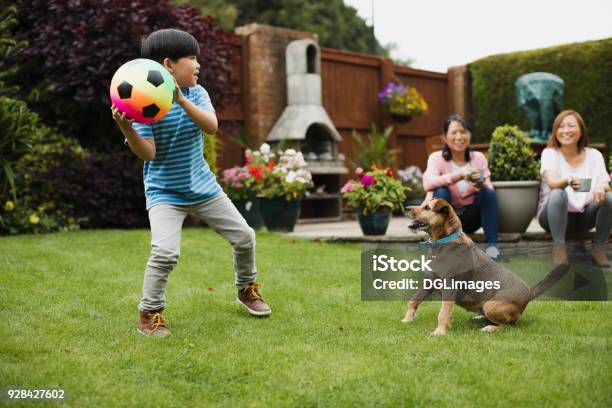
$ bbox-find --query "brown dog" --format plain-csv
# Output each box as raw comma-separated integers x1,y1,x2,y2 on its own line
403,198,565,335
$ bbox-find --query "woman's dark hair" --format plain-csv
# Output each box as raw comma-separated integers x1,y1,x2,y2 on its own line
141,29,200,63
442,113,472,162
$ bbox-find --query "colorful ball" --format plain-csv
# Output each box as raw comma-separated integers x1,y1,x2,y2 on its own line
109,59,175,124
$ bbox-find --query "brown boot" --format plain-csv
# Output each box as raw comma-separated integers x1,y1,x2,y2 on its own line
552,244,569,266
138,309,171,337
237,282,271,316
592,243,610,268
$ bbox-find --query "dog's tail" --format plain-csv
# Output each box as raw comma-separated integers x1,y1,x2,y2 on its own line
530,264,570,300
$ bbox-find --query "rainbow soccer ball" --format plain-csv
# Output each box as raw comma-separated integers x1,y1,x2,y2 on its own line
110,59,175,124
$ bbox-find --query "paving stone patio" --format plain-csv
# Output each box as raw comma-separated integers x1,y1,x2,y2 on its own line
289,216,612,258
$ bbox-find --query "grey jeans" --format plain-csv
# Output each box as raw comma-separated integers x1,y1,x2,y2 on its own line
538,189,612,245
139,192,256,312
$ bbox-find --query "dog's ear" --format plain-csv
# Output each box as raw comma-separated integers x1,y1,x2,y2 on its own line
432,199,450,215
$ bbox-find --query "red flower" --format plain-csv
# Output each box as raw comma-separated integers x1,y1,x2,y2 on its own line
267,160,276,170
249,166,263,181
386,167,393,176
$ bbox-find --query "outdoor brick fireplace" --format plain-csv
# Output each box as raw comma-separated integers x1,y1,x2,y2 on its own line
266,39,347,222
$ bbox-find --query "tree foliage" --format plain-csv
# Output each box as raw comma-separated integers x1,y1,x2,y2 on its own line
11,0,238,149
184,0,387,55
0,5,26,97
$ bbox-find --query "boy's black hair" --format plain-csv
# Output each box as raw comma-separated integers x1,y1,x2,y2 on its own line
141,29,200,63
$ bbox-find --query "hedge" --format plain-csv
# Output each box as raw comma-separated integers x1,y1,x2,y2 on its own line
469,37,612,148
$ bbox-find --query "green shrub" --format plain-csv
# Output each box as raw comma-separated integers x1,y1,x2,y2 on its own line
0,96,40,199
204,132,221,177
0,198,79,235
1,130,86,235
350,124,398,170
469,38,612,148
0,6,27,97
488,125,539,181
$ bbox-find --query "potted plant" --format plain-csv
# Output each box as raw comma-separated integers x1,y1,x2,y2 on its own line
398,165,426,207
258,144,313,232
378,81,428,123
350,124,398,170
341,166,408,235
488,124,540,233
222,148,266,230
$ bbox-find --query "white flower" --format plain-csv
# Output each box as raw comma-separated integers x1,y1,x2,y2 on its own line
260,143,270,155
295,152,307,167
285,148,296,155
273,166,287,175
285,171,297,183
296,169,312,181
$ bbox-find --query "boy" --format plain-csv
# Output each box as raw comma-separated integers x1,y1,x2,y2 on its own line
111,29,270,337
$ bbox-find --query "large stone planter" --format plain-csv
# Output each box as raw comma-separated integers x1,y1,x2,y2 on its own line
492,180,540,233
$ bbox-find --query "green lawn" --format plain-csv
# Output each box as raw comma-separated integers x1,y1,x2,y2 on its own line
1,229,611,407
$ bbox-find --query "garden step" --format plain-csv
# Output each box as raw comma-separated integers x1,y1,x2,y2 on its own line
289,216,612,250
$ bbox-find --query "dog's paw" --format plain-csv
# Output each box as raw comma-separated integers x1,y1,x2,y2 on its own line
401,312,416,323
430,327,448,336
481,325,500,333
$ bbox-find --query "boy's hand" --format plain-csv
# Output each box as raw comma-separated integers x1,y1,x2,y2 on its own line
111,104,134,129
173,78,186,105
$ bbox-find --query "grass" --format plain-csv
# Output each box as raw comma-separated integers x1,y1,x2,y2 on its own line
1,229,611,407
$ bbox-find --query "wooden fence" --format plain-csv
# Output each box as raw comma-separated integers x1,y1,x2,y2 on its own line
216,35,450,174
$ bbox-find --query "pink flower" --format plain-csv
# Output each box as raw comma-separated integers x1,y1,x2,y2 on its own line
223,167,240,182
355,167,364,176
360,175,375,187
341,179,355,193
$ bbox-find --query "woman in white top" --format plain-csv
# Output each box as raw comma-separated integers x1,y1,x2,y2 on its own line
538,110,611,267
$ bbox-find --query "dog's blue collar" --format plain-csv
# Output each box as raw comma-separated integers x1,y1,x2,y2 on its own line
418,229,463,249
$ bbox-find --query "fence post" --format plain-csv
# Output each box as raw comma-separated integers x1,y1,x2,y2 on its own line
447,65,469,123
380,58,397,172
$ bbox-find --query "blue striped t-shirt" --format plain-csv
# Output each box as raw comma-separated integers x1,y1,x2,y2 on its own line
132,84,221,210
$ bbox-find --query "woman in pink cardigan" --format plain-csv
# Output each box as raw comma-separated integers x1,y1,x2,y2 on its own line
423,114,507,262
